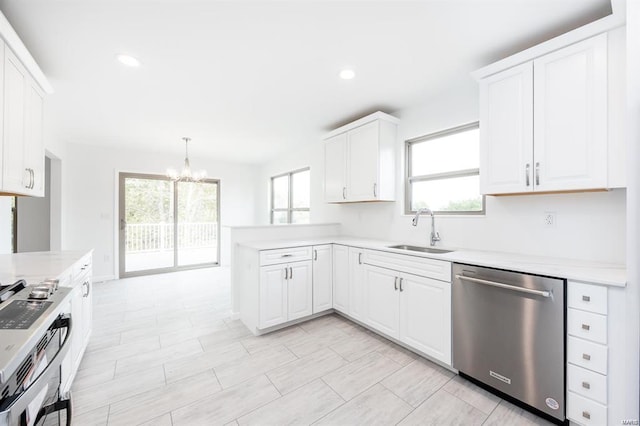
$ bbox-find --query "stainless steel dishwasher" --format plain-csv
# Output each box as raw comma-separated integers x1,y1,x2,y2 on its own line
452,263,565,423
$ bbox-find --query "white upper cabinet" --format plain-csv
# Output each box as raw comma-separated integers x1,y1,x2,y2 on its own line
533,34,607,192
324,111,398,203
478,32,616,195
0,40,47,197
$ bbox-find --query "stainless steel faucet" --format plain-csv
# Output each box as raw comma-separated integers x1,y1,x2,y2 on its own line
412,208,441,246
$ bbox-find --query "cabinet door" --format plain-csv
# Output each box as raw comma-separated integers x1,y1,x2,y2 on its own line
23,79,44,196
312,245,333,313
348,248,366,321
332,245,349,313
324,133,347,202
347,121,379,201
364,264,399,338
3,47,28,194
288,261,313,321
479,62,533,195
259,264,288,328
533,33,608,191
81,276,93,343
399,273,451,365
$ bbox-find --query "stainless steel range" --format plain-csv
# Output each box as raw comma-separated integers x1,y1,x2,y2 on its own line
0,279,73,426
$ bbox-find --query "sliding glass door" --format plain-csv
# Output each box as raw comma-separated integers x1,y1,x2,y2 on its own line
119,173,220,277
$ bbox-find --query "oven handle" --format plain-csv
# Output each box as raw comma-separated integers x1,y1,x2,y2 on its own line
455,275,551,298
34,393,72,426
0,314,72,425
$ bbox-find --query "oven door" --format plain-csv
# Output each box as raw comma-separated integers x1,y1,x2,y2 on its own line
0,315,73,426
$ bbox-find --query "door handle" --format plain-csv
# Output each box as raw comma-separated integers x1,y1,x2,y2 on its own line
525,164,530,187
535,162,540,186
342,187,346,200
373,183,377,197
314,250,317,261
455,275,550,298
284,267,288,280
399,278,404,292
358,253,362,264
289,267,293,279
394,277,398,291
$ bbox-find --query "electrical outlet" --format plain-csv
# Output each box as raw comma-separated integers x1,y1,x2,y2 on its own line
544,212,556,228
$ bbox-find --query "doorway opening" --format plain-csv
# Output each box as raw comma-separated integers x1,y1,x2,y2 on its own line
118,172,220,277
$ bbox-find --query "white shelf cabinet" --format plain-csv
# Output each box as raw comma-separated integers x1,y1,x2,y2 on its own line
479,33,612,195
324,111,398,203
312,245,333,313
0,41,45,196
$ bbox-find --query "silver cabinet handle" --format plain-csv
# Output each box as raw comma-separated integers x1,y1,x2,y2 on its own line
394,277,398,291
582,381,591,390
535,162,540,186
582,353,591,361
31,169,35,189
582,411,591,420
314,250,318,261
342,187,346,200
399,278,403,292
284,267,288,280
358,253,362,265
281,254,293,258
525,164,530,187
581,324,591,331
455,275,550,298
289,267,293,279
582,295,591,302
23,168,30,188
373,183,377,197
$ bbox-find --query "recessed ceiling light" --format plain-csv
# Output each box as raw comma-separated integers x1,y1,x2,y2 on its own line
116,54,140,67
339,69,355,80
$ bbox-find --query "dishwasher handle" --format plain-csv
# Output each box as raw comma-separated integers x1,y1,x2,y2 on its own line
455,274,551,298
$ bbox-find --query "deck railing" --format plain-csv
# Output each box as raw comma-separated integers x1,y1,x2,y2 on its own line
126,222,217,252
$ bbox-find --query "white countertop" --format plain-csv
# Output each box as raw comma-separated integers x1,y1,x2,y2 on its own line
239,237,626,287
0,250,93,285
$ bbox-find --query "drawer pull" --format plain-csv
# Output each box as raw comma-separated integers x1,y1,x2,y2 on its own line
581,324,591,331
582,411,591,420
582,353,591,361
582,295,591,302
582,381,591,389
281,254,293,258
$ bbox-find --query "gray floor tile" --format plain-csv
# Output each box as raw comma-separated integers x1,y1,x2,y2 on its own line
79,336,161,370
199,327,253,351
164,341,248,383
483,400,555,426
285,327,350,358
443,375,501,415
381,358,455,407
72,405,109,426
315,383,413,426
237,379,344,425
114,338,203,376
267,347,347,394
398,389,487,426
171,375,280,426
329,332,385,362
108,370,221,425
375,339,418,366
138,413,173,426
72,361,116,390
240,325,309,354
322,351,402,400
214,345,297,388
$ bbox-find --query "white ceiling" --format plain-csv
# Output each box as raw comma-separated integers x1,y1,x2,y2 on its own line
0,0,612,164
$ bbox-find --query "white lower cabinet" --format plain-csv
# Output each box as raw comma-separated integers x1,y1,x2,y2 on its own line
360,251,452,366
399,273,451,363
259,260,312,328
332,245,349,313
364,265,399,338
312,245,333,313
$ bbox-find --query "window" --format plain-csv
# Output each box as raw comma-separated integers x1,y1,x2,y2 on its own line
406,122,484,214
271,168,310,224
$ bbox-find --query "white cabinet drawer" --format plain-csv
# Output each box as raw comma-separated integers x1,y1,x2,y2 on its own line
260,246,312,266
568,281,607,314
568,308,607,345
567,364,607,405
568,336,608,375
363,249,451,282
567,391,607,426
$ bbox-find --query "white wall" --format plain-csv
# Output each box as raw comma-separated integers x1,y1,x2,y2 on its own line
256,79,627,264
62,142,258,280
17,156,51,252
0,198,12,254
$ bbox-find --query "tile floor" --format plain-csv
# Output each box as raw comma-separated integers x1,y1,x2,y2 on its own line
73,267,553,426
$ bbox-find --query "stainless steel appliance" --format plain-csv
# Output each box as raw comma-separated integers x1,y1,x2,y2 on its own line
452,263,566,423
0,280,73,426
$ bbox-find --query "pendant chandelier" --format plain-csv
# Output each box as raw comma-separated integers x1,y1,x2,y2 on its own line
166,137,207,182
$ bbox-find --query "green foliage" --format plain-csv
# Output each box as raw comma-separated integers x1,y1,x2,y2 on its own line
442,198,482,212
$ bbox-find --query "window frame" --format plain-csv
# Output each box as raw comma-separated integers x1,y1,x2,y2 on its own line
404,122,485,215
270,167,310,224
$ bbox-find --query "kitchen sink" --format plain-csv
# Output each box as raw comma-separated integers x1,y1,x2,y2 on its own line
387,244,454,254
